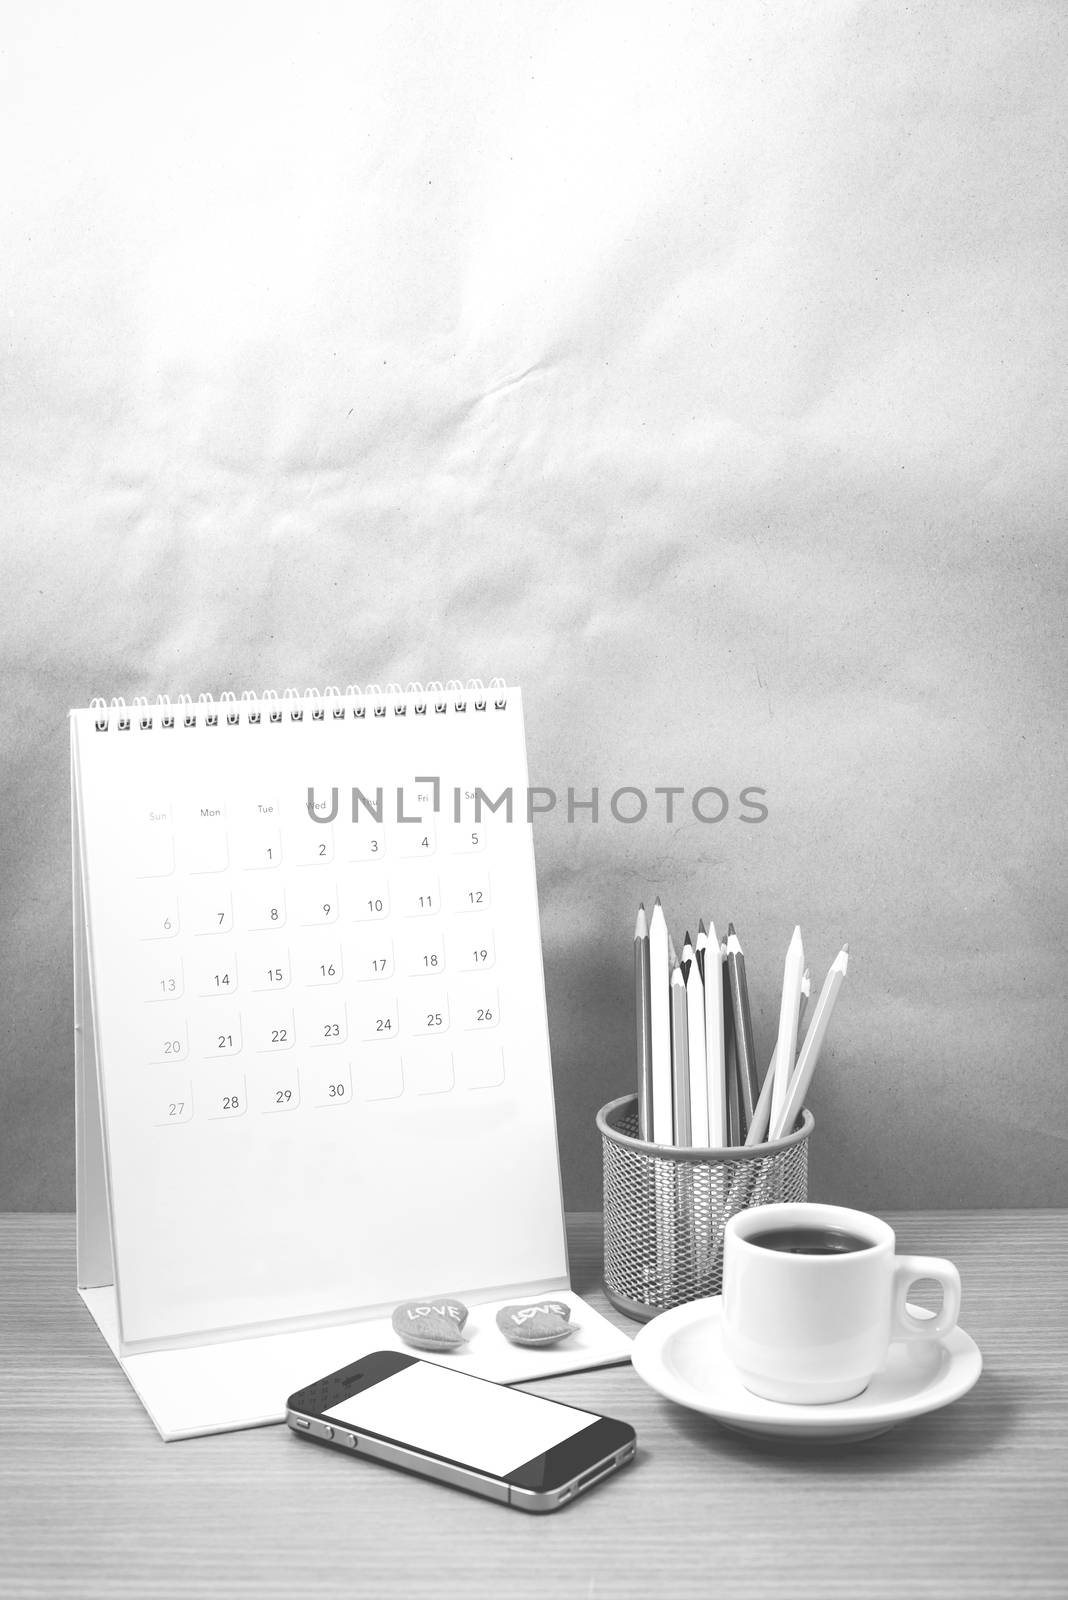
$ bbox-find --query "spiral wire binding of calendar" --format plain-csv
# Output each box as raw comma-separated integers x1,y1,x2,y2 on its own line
89,679,509,732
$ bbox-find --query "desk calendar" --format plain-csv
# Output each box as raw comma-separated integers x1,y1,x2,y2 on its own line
72,681,631,1438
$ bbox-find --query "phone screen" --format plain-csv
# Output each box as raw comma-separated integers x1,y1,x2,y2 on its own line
324,1360,600,1478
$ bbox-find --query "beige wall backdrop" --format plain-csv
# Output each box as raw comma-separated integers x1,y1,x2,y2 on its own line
2,3,1065,1212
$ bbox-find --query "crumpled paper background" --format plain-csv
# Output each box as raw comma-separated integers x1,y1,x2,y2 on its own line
2,2,1065,1209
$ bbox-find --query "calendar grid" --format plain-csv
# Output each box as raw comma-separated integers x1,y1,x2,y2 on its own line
73,682,569,1353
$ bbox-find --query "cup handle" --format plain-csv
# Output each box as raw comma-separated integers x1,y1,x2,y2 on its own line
890,1255,961,1342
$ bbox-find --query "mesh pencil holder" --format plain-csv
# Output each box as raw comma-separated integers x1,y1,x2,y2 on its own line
597,1095,814,1321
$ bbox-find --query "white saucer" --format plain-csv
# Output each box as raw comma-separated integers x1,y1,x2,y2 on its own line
631,1299,982,1442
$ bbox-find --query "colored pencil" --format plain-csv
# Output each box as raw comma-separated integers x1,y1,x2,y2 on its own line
769,926,804,1138
634,905,653,1140
745,966,810,1147
648,899,673,1144
670,963,691,1145
703,920,727,1146
684,943,709,1145
726,924,759,1135
771,947,849,1140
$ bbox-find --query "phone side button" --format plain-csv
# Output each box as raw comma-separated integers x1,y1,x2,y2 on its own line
321,1425,334,1440
295,1418,311,1430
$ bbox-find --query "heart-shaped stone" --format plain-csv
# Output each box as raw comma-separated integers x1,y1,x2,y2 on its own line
391,1298,469,1351
495,1300,576,1347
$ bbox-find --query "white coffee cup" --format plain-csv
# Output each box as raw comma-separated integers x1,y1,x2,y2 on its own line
722,1201,962,1405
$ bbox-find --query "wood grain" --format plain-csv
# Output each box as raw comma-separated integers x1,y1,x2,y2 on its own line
1,1212,1066,1599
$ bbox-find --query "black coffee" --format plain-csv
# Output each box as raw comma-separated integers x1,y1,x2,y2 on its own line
747,1225,872,1257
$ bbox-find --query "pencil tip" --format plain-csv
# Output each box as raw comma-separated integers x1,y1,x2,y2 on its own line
683,930,692,945
842,943,849,955
728,921,736,935
654,895,662,906
698,917,706,933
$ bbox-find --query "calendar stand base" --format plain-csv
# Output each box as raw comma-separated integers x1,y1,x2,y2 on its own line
77,1285,634,1441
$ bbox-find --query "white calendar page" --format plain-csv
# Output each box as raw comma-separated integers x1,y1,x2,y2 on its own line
72,686,569,1352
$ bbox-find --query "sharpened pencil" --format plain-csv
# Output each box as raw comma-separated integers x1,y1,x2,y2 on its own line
726,924,759,1136
723,949,742,1144
648,899,673,1145
634,905,653,1140
745,965,812,1147
703,921,727,1146
670,963,691,1145
769,926,804,1138
771,946,849,1140
684,942,709,1145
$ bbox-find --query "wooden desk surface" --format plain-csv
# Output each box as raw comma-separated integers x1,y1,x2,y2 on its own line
1,1211,1065,1599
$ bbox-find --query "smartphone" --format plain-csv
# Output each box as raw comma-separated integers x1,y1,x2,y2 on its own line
286,1350,636,1513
